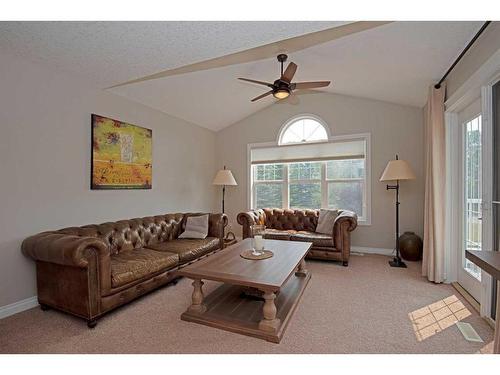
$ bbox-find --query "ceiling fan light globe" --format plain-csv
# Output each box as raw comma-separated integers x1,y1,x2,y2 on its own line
273,89,290,100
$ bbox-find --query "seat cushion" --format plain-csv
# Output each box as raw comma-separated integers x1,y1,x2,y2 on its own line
263,228,297,241
146,237,219,263
111,248,179,288
290,231,334,248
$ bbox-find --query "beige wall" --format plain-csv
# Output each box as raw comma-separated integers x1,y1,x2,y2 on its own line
0,51,427,309
446,21,500,98
215,92,424,250
0,52,217,308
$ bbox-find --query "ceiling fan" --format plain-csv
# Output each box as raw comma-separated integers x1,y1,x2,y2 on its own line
238,54,330,102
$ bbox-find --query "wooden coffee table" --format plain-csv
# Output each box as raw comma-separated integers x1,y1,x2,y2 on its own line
176,238,312,343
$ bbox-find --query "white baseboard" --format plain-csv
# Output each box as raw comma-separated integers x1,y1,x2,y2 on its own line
351,246,394,257
0,296,38,319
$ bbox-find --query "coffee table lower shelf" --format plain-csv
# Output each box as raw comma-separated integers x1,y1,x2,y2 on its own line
181,273,311,343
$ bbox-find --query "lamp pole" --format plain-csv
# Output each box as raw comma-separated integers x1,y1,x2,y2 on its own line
222,184,225,214
385,155,406,268
221,165,226,214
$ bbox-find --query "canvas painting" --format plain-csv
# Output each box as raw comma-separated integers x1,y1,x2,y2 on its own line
91,114,152,189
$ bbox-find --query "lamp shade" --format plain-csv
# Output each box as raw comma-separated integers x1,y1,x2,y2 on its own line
380,159,416,181
213,169,237,186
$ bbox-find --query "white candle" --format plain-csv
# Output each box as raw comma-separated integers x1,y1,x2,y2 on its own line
253,235,264,251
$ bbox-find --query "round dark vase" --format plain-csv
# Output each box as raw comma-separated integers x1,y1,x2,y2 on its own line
399,231,423,261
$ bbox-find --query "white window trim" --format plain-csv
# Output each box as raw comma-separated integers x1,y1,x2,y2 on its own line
247,132,372,226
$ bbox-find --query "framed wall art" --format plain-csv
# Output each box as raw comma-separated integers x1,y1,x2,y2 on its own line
91,114,152,189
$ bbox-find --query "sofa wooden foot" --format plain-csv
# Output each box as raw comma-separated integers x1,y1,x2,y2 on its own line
40,304,51,311
342,261,348,267
87,319,98,329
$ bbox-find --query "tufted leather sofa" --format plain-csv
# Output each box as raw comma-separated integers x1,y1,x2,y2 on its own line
22,212,227,327
237,208,357,266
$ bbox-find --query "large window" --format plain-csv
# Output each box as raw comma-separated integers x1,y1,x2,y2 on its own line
250,117,370,223
252,159,366,218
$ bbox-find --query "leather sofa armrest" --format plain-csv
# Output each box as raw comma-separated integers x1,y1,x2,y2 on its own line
237,209,265,239
22,232,110,268
333,210,358,234
207,213,228,247
333,210,358,264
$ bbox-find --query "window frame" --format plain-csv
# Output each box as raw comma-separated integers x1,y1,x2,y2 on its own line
248,130,372,226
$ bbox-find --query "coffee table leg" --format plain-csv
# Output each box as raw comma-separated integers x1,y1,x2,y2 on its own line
188,279,207,314
258,291,280,332
295,259,309,277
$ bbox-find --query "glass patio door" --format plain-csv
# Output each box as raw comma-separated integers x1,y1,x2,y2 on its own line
458,111,483,302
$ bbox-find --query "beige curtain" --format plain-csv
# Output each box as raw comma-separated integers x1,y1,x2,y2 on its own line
422,84,446,283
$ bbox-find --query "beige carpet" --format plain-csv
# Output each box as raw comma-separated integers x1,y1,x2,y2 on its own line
0,254,494,353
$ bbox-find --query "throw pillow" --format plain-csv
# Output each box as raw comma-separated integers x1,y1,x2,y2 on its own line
179,214,209,239
315,209,339,235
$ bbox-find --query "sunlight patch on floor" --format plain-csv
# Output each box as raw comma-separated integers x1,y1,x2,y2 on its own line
408,295,471,342
476,341,494,354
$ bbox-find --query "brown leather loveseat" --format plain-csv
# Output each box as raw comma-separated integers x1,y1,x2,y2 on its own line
237,208,357,266
22,212,227,327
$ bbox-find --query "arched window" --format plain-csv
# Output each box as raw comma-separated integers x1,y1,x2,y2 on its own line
278,115,329,145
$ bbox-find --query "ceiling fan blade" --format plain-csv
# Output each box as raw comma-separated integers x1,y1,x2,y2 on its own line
281,62,297,83
238,78,274,87
291,81,331,90
251,90,273,102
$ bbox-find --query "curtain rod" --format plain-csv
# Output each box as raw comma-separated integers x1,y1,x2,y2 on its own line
434,21,491,89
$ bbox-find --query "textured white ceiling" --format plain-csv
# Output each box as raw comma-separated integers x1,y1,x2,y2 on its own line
0,21,484,131
109,21,483,130
0,21,342,87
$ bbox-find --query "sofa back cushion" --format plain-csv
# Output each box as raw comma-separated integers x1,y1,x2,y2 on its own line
262,208,318,232
57,213,185,255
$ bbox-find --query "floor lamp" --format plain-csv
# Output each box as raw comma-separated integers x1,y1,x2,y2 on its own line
212,166,237,214
380,155,416,268
213,166,237,241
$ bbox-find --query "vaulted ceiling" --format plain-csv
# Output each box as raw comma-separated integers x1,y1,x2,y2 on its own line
0,21,483,131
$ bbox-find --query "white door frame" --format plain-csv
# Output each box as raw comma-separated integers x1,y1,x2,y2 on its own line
445,49,500,318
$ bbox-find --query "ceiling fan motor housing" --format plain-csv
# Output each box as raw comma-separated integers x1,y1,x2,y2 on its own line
273,79,290,91
272,78,291,99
